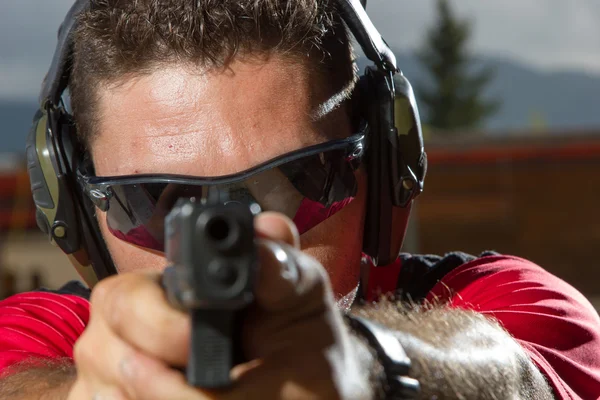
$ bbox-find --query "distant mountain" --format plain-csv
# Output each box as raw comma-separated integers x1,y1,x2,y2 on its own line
2,54,600,155
358,52,600,133
0,101,37,154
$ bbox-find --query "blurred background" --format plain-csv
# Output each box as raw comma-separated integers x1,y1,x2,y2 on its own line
0,0,599,310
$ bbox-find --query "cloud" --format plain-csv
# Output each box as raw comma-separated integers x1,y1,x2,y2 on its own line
1,0,600,100
0,62,45,102
0,0,74,100
366,0,600,73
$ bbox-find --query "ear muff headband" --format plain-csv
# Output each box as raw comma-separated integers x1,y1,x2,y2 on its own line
338,0,397,72
41,0,89,105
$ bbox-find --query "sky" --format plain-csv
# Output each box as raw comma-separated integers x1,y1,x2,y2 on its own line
1,0,600,102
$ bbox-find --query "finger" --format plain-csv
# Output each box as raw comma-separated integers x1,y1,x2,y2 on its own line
67,381,93,400
68,370,131,400
224,348,353,400
254,211,299,248
243,296,339,360
91,388,131,400
254,241,331,312
245,241,340,359
73,313,138,397
92,272,190,366
118,350,213,400
74,313,203,400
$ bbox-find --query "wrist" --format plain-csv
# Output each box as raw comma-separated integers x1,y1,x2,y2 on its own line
347,328,386,400
345,314,420,400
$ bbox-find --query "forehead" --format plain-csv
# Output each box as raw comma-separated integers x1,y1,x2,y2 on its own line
91,57,352,177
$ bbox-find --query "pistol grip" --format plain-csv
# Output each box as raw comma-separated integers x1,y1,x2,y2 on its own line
187,309,237,388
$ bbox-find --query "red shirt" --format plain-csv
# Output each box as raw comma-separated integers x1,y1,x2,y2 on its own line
0,291,88,371
2,255,600,399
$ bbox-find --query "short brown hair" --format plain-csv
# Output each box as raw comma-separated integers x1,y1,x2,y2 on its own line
70,0,356,148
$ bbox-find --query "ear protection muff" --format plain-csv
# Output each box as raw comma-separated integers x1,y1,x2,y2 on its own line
27,0,115,287
27,0,425,287
338,0,427,266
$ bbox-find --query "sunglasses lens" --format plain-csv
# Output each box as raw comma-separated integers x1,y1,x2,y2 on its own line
105,183,169,252
102,148,358,252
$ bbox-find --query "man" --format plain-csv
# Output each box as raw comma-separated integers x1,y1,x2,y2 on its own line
1,0,599,399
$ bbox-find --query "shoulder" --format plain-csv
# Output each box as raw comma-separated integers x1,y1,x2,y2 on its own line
430,254,600,400
428,254,596,313
0,281,90,374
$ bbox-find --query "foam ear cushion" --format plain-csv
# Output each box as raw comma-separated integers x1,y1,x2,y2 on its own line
26,109,57,238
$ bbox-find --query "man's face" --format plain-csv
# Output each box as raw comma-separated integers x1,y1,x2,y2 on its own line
90,56,367,300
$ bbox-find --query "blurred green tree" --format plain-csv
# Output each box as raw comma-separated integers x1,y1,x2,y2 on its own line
528,109,549,133
416,0,500,132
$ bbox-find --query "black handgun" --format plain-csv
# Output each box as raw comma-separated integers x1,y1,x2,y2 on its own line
162,197,258,388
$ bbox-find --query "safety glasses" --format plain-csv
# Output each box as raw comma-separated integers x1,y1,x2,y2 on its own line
77,128,367,252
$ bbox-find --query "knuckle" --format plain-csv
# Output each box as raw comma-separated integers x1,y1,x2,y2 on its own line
127,284,184,358
90,276,138,330
142,320,173,356
256,240,334,311
73,333,94,368
98,274,150,331
295,250,330,293
89,275,120,308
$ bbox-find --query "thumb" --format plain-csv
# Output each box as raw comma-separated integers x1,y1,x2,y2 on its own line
253,212,316,312
254,211,300,248
244,236,336,360
253,212,329,313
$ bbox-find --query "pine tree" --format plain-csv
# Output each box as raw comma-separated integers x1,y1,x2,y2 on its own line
416,0,499,132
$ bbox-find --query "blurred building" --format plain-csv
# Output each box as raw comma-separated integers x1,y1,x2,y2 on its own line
0,166,36,230
415,129,600,310
0,163,78,297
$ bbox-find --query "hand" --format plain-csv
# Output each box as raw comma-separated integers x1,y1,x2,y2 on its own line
68,212,374,400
